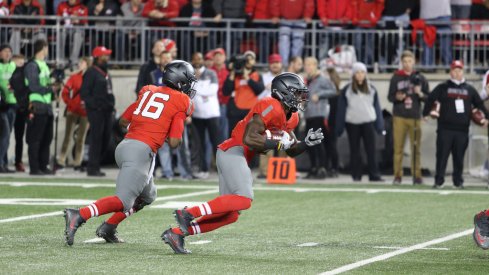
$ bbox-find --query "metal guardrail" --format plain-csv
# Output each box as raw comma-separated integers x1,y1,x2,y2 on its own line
1,15,489,73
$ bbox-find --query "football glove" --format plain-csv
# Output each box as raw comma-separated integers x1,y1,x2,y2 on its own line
277,131,295,151
304,128,324,146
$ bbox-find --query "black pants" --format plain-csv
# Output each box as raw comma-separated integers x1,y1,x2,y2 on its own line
324,125,339,171
14,108,28,164
435,129,468,187
193,117,221,172
26,113,53,173
346,122,380,180
86,109,112,173
306,117,327,172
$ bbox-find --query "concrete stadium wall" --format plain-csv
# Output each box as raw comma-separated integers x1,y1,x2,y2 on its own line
8,71,488,175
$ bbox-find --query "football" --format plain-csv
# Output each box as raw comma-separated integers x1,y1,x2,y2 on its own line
471,108,487,126
430,101,440,118
264,129,285,141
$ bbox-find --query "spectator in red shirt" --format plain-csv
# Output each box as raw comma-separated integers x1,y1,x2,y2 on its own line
316,0,353,60
270,0,314,66
57,0,88,67
142,0,179,26
9,0,47,55
245,0,272,63
210,48,229,139
56,57,92,171
351,0,384,66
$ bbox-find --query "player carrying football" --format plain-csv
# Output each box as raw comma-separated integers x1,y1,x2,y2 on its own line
63,60,197,245
162,72,324,254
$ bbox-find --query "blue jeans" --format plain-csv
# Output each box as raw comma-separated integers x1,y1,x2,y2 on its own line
0,106,16,166
279,21,307,65
219,104,229,140
422,16,452,67
157,126,192,178
353,28,375,65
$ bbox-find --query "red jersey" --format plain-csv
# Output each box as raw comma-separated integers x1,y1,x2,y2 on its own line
219,97,299,163
125,85,193,152
56,1,88,25
61,71,86,116
121,101,137,122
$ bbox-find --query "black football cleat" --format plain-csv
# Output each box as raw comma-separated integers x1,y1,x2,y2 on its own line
96,222,125,243
473,210,489,250
64,208,86,246
173,208,194,236
161,228,191,254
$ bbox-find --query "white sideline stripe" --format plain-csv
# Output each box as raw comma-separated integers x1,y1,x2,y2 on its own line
298,242,319,247
84,238,105,244
3,181,489,196
0,211,63,223
188,240,212,245
372,246,449,251
320,229,472,275
0,190,218,224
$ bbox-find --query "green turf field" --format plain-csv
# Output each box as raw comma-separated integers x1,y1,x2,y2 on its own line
0,177,489,274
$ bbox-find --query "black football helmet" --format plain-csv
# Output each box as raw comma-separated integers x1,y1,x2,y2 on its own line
163,60,197,98
271,72,309,112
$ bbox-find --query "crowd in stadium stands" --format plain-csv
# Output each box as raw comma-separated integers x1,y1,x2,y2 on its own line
3,0,489,67
4,1,489,189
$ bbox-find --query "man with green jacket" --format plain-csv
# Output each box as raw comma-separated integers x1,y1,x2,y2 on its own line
0,44,16,173
24,39,59,175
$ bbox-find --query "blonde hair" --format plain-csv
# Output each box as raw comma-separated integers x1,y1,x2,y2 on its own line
401,50,415,61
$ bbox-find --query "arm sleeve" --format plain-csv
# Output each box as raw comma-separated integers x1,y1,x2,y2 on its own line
317,0,326,19
61,77,73,105
168,112,186,138
248,73,265,96
269,0,280,18
335,87,347,137
252,101,275,128
245,0,257,16
79,69,95,108
141,2,152,17
305,0,315,18
422,84,440,117
24,62,52,95
317,78,337,99
387,75,397,103
165,1,180,18
480,71,489,100
212,0,222,14
373,89,384,134
121,102,137,122
471,88,489,118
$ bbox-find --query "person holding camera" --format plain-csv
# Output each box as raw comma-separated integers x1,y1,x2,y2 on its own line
423,60,489,189
387,50,429,185
24,40,60,175
223,51,264,136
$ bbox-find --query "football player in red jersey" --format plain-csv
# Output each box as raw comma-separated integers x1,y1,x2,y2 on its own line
63,60,197,246
162,73,324,254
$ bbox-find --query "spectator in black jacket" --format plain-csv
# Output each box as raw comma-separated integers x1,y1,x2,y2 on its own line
134,39,165,96
86,0,121,51
223,51,264,136
423,60,489,189
80,46,115,177
179,0,218,58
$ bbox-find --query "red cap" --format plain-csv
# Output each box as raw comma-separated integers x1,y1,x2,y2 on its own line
205,51,214,60
268,54,282,63
162,38,176,51
451,60,464,70
92,46,112,58
213,48,226,57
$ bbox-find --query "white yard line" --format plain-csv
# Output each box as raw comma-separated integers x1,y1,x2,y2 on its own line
2,181,489,195
0,189,217,224
372,246,449,251
0,211,64,223
319,229,472,275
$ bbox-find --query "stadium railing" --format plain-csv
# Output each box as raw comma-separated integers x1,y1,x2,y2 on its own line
1,15,488,73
